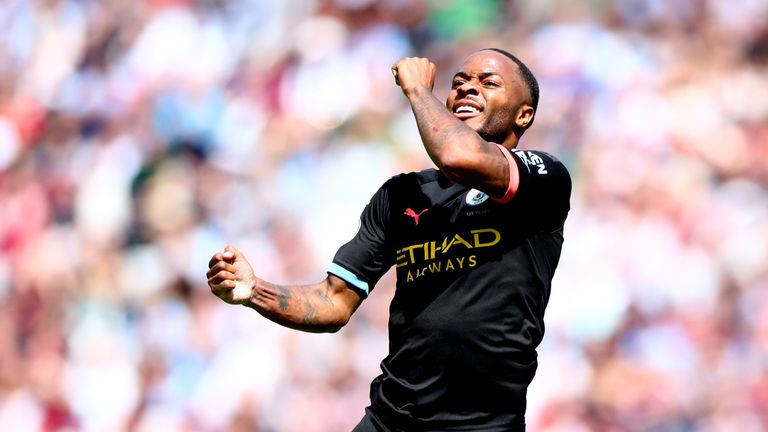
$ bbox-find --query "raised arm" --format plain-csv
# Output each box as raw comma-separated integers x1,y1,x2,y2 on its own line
207,246,364,333
391,52,534,199
391,58,505,196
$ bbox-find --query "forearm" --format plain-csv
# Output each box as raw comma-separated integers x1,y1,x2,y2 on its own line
407,86,489,179
244,278,351,333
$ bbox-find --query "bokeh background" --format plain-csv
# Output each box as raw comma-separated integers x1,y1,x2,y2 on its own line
1,0,767,430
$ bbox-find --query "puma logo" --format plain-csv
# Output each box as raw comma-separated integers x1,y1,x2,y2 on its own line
404,208,429,226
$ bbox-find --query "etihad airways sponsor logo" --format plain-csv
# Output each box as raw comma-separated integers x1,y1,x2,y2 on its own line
404,255,477,282
395,227,500,271
396,228,502,283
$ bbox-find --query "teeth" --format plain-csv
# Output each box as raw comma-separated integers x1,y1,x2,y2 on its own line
455,106,478,114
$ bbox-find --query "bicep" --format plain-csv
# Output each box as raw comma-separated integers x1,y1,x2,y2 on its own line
443,141,513,199
326,274,365,321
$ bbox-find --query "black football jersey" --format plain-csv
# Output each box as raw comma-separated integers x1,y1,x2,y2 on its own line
329,148,571,431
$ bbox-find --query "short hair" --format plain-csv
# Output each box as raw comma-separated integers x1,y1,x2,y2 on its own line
482,48,539,129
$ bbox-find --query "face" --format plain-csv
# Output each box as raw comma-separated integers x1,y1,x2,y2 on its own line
446,50,533,143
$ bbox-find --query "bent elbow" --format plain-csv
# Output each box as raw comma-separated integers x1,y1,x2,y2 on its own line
325,325,344,334
323,310,351,333
432,135,492,184
323,319,348,334
438,153,480,185
436,151,466,181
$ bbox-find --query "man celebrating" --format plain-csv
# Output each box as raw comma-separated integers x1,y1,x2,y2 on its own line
207,48,571,431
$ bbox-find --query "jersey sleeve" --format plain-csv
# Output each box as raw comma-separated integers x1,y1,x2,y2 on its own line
503,148,572,230
327,180,395,298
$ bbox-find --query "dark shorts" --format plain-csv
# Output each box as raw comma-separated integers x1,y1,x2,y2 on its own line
351,407,526,432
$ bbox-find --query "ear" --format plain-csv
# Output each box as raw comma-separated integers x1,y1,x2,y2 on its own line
515,105,535,129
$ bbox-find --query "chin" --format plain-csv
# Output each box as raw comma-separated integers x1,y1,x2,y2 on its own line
477,129,505,143
463,117,483,131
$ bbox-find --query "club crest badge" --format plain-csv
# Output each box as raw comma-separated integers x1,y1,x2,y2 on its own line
465,189,489,206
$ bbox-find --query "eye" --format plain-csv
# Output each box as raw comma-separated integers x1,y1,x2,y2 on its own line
451,80,465,89
483,80,500,88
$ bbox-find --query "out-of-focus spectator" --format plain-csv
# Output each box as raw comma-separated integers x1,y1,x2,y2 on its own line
0,0,766,430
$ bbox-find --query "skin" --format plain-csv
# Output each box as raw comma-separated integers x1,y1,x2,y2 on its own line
391,49,534,197
208,50,535,332
207,246,362,333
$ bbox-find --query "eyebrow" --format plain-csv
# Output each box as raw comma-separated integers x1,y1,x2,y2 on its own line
452,71,503,80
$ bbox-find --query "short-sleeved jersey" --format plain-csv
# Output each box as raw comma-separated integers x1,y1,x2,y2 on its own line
328,148,571,431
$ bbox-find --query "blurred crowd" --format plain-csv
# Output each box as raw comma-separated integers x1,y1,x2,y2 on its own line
0,0,766,431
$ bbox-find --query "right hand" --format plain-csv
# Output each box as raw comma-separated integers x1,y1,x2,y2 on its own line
206,245,256,304
391,57,436,96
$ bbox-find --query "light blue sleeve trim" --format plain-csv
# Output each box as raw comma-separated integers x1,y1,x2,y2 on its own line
327,262,369,297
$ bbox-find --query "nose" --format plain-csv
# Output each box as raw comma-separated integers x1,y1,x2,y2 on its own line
457,79,479,96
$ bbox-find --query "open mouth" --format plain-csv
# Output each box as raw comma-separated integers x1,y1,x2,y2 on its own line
452,101,482,119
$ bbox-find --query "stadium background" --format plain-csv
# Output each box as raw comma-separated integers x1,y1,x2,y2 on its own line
0,0,767,430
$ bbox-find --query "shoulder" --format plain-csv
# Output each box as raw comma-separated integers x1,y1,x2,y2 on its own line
388,168,440,184
382,168,446,192
509,148,570,178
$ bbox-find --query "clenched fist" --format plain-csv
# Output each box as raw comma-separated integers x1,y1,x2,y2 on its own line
206,245,256,304
391,57,436,96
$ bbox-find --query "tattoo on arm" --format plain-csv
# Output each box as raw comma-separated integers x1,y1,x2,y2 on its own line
417,103,466,140
299,289,335,325
277,286,291,311
409,91,507,193
301,291,319,325
253,281,345,332
314,289,334,306
409,96,474,164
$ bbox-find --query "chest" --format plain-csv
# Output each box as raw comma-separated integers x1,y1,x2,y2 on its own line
390,188,514,283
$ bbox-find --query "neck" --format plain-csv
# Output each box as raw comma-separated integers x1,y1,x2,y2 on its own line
498,133,520,150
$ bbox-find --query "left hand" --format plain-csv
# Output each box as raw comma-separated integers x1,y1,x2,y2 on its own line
207,245,256,304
